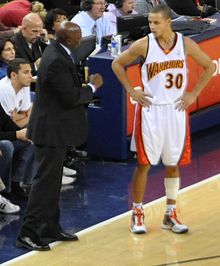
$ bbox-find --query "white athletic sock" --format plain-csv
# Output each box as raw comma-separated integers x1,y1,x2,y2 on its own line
166,204,176,212
133,202,143,209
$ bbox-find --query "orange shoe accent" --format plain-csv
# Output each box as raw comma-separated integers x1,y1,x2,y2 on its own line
130,207,146,234
162,208,188,234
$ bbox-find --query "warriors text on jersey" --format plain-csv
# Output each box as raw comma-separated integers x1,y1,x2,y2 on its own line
141,32,187,104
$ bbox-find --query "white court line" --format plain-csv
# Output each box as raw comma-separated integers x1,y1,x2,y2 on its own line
2,173,220,266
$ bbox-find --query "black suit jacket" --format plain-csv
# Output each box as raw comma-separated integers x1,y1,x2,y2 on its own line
12,31,47,76
27,41,93,147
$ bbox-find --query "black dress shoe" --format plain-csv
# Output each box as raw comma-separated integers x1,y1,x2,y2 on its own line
41,231,78,242
16,236,50,251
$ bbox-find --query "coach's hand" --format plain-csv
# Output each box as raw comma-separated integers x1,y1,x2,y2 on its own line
89,73,103,89
175,92,197,111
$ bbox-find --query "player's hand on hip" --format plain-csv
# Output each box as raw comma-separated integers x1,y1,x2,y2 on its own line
175,92,197,111
89,73,103,89
131,90,152,107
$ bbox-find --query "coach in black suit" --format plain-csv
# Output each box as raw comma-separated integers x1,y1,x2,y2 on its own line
16,21,103,251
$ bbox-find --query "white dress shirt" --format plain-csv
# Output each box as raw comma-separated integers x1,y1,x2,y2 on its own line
0,76,31,115
71,11,115,45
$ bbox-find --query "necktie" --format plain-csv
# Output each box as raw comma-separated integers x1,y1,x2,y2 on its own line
70,53,75,63
92,23,97,35
92,23,99,44
28,42,35,59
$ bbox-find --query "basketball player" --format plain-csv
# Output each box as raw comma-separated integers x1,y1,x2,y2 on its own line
112,5,215,234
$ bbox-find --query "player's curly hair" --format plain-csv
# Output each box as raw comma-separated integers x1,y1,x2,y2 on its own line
31,1,47,21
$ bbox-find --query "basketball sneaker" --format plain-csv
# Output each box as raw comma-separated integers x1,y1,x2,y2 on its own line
162,208,188,234
0,195,20,214
130,207,147,234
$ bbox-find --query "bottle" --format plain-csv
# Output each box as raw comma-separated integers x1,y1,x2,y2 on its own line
116,35,122,55
110,35,118,57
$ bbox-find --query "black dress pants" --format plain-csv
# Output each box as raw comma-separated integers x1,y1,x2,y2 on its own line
19,145,66,239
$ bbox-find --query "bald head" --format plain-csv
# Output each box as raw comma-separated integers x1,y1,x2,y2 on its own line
56,21,82,49
21,13,43,43
22,13,43,27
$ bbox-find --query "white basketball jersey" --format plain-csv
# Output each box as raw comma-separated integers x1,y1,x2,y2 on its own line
141,32,187,104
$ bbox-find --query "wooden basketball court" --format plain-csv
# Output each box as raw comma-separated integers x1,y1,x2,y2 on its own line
3,174,220,266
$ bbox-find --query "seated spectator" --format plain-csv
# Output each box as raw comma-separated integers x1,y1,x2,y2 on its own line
0,39,16,80
0,102,34,200
104,0,137,32
0,175,20,213
0,58,75,187
11,13,49,77
44,8,68,40
0,21,20,39
71,0,115,45
0,0,47,28
0,58,32,128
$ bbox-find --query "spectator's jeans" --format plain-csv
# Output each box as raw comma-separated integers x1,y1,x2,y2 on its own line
0,140,35,193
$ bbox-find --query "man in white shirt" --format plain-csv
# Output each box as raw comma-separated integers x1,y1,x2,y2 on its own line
0,59,35,199
0,58,77,185
0,58,32,128
71,0,115,45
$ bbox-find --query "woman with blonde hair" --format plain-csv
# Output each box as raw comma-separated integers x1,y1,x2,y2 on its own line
31,1,47,21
